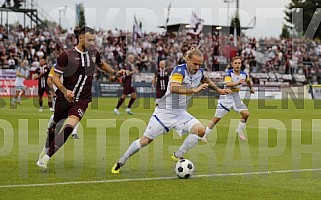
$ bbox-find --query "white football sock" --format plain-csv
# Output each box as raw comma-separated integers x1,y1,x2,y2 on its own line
47,115,54,129
175,134,201,158
203,126,214,138
119,139,141,165
72,123,79,135
44,146,49,154
42,154,50,162
237,121,246,131
52,98,56,109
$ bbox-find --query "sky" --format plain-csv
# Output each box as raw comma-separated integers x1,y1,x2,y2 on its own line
9,0,292,38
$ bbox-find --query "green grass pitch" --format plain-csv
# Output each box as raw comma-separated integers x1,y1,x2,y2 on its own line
1,97,321,199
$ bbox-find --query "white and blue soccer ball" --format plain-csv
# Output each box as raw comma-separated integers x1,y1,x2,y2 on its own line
175,159,195,179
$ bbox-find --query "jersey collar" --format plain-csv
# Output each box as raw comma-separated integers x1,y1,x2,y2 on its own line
75,47,88,54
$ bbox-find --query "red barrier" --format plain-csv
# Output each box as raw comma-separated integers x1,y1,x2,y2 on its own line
0,79,39,97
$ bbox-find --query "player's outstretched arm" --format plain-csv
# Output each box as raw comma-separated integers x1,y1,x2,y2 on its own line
99,61,126,77
202,77,231,95
170,82,208,95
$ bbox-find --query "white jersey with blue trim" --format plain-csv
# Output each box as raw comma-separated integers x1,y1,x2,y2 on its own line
219,69,249,103
224,69,249,92
157,63,205,110
15,66,29,87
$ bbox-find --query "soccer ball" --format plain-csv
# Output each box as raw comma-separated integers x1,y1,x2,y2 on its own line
175,159,195,179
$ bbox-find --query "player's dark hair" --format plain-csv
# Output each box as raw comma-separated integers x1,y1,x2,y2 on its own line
79,26,95,35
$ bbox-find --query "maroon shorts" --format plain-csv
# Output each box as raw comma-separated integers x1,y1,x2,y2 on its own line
38,86,51,96
156,89,166,99
122,86,136,95
53,96,90,123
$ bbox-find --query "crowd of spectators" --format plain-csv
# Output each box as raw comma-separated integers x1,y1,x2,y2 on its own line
0,23,321,84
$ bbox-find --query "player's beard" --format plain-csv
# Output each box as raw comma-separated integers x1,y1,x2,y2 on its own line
84,46,90,51
191,68,198,74
187,66,196,75
84,44,93,51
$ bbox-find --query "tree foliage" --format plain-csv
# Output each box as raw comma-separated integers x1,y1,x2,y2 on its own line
280,24,290,39
285,0,321,39
79,8,86,28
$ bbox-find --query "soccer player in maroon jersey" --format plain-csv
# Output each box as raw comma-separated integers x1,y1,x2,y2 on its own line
33,58,54,112
36,26,125,170
113,54,138,115
151,60,173,104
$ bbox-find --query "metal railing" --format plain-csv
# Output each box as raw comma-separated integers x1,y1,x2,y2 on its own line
23,0,55,23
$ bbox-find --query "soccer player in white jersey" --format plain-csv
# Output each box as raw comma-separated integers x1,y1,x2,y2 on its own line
202,56,255,142
11,60,29,105
111,48,231,174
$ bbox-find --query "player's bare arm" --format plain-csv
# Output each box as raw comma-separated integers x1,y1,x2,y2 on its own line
127,65,138,76
225,79,244,87
53,72,74,102
202,77,231,95
170,82,208,95
33,74,40,79
33,72,43,80
246,79,255,94
151,75,157,89
47,76,56,98
98,61,126,77
16,70,27,79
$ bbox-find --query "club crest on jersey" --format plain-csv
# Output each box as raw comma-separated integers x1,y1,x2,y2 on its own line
91,55,96,63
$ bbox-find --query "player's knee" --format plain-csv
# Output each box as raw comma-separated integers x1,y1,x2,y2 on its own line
197,126,206,137
132,93,137,99
212,117,220,124
140,137,153,147
243,112,250,119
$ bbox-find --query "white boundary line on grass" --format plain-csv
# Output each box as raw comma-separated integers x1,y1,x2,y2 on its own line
1,168,321,188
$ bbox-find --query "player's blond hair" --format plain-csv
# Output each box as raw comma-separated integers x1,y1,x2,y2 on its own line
183,47,203,61
159,60,166,65
231,56,242,63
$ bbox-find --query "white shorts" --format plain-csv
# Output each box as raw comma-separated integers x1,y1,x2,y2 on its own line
143,108,200,139
15,86,26,91
214,93,248,118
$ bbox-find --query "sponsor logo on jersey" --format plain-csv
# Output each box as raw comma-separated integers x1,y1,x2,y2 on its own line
78,109,84,117
92,55,96,63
